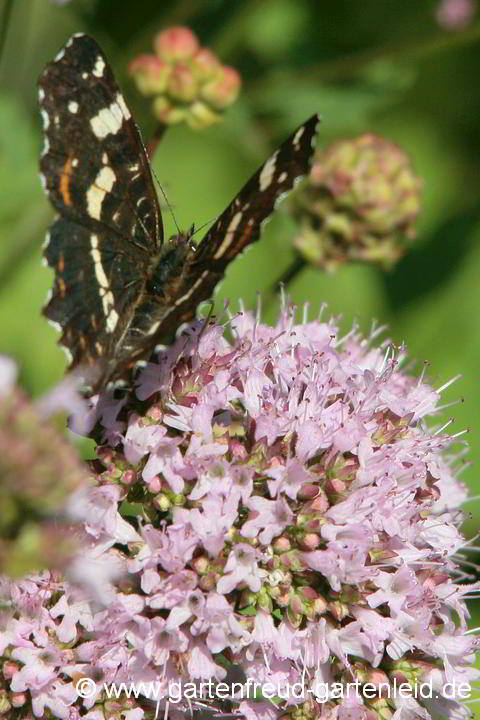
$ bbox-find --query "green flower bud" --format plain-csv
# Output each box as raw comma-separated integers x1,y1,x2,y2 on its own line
152,95,187,125
200,66,242,109
0,690,12,715
128,55,171,95
186,100,223,129
167,62,199,102
190,48,221,82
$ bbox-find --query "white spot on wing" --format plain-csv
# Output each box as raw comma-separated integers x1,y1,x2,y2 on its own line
82,72,88,80
90,102,123,138
48,319,62,333
86,166,116,220
213,212,243,259
106,308,119,333
61,345,73,362
146,320,161,336
42,231,51,251
278,171,288,183
54,47,65,62
72,158,79,167
89,234,119,332
173,271,209,308
259,150,279,191
68,101,79,114
116,93,131,120
38,88,45,102
41,109,50,129
293,126,305,149
93,55,106,77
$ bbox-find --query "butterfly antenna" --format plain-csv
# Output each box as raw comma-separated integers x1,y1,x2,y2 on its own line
150,164,181,235
191,215,219,238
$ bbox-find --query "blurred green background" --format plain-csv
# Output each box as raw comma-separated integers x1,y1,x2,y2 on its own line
0,0,479,699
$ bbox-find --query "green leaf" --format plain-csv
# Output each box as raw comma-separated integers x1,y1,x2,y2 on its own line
237,604,257,616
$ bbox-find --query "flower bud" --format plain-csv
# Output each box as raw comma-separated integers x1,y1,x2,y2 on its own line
200,66,242,109
153,493,171,511
167,62,198,102
187,100,222,129
0,691,11,715
153,95,187,125
154,26,200,61
273,536,291,553
297,483,320,500
191,48,221,82
365,697,393,719
298,532,321,550
2,662,18,679
312,595,328,615
128,55,171,95
130,27,241,131
366,668,390,693
198,573,217,591
11,693,27,708
122,469,136,485
192,555,209,574
289,134,422,271
328,599,349,621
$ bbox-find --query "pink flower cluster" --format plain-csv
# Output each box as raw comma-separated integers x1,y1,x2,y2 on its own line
1,303,478,719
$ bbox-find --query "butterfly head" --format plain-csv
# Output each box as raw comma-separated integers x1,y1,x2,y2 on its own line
166,223,196,251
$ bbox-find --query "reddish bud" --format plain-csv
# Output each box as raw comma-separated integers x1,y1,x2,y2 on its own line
11,693,27,708
191,48,221,81
2,661,19,679
198,572,217,591
154,26,200,61
273,536,291,553
167,62,198,102
299,532,321,550
200,66,241,109
128,55,170,95
366,669,390,695
122,470,136,485
297,483,320,500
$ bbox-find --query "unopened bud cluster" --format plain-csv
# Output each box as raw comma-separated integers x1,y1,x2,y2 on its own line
129,26,241,128
0,378,87,577
289,134,423,271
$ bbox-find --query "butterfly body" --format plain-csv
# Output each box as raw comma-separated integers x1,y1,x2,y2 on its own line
38,34,319,391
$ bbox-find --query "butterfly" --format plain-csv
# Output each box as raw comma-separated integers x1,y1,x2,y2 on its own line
38,33,319,392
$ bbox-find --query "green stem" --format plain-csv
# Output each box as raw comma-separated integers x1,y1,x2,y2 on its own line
146,121,168,160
